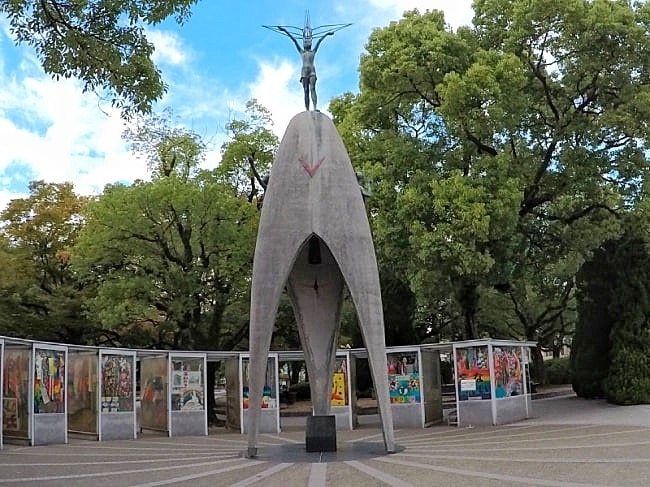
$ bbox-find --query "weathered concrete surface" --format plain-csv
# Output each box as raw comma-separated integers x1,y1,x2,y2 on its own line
247,111,395,456
286,237,344,417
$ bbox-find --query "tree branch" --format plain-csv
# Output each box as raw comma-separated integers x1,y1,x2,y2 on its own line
464,130,497,156
545,203,620,224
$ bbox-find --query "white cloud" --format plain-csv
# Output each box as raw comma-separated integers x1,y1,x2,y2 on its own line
365,0,474,28
247,58,306,138
0,48,148,211
146,29,190,66
0,188,26,208
0,23,215,212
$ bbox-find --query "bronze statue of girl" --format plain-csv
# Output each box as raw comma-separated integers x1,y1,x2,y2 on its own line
265,14,351,111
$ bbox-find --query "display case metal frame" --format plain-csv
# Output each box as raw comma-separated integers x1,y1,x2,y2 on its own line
1,341,32,445
0,338,4,449
168,352,208,437
385,345,426,429
139,353,171,436
32,342,68,446
330,350,353,430
452,339,533,427
98,349,137,441
239,353,280,435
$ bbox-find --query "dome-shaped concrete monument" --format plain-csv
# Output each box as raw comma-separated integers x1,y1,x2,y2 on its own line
246,111,395,457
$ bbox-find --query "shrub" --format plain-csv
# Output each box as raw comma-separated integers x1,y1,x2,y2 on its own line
289,382,311,400
545,357,572,385
604,345,650,405
572,242,616,398
440,360,453,384
602,235,650,405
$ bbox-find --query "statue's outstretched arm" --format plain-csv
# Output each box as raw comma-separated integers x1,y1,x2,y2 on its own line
278,26,302,53
313,31,334,53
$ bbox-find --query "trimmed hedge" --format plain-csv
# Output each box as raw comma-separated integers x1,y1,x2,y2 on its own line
289,382,311,400
544,357,571,385
571,242,616,398
603,236,650,405
604,345,650,405
440,360,454,385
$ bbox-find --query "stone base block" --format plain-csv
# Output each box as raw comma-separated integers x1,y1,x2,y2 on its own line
306,415,337,452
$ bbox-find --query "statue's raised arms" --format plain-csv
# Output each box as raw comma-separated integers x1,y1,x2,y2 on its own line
264,13,351,111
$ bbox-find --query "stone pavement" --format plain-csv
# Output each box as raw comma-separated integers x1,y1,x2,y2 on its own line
1,393,650,486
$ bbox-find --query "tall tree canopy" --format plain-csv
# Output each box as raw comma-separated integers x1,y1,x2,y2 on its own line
73,114,258,349
0,181,89,342
217,100,279,204
332,1,650,371
1,0,198,116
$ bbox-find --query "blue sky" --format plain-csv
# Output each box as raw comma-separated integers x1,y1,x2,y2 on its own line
0,1,474,210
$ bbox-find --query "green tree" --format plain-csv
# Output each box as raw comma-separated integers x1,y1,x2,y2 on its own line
571,242,616,398
573,211,650,402
0,181,90,342
380,269,419,346
73,117,258,350
217,99,279,204
603,213,650,404
124,108,206,179
74,113,260,424
1,0,198,116
332,2,649,366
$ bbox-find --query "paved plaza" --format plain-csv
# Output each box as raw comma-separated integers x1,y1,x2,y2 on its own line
1,394,649,486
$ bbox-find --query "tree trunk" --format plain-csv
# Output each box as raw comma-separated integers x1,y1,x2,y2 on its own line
456,281,479,339
530,346,546,384
206,361,218,425
463,309,478,340
290,362,301,384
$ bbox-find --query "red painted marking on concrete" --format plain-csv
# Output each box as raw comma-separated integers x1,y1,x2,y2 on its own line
299,157,325,177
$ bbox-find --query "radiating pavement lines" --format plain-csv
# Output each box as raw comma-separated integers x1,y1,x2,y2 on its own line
345,460,414,487
0,458,248,483
261,434,303,444
346,432,385,443
0,455,231,467
394,424,605,444
423,439,650,452
128,462,292,487
374,456,613,487
307,462,327,487
393,452,650,464
394,424,597,442
391,426,564,446
227,463,293,487
397,427,650,447
28,444,235,452
0,450,239,458
1,412,649,487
